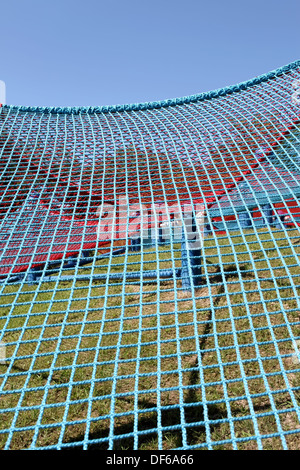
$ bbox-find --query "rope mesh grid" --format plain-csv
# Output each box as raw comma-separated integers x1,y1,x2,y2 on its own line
1,61,300,449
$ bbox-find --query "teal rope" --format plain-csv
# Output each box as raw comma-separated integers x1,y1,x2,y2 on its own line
1,60,299,115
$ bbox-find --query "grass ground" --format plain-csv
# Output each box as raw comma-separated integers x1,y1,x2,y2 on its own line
1,226,300,450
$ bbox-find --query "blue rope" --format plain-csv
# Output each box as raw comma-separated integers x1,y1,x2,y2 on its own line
1,59,300,451
1,60,299,114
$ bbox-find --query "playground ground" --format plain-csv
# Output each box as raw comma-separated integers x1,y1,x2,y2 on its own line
1,226,300,450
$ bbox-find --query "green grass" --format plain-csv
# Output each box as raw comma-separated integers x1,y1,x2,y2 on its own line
1,228,300,450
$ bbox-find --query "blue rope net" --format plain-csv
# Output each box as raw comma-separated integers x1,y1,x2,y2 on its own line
1,60,300,450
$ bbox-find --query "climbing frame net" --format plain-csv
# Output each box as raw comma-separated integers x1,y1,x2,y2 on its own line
1,60,300,450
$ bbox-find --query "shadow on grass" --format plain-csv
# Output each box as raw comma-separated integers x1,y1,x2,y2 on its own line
62,394,225,450
62,276,227,451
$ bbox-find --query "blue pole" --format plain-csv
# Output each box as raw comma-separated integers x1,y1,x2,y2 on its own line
180,216,202,291
65,250,91,268
130,236,141,252
158,226,164,245
151,200,164,246
26,265,41,285
42,267,182,284
239,210,252,228
261,203,273,227
65,254,78,268
204,223,212,236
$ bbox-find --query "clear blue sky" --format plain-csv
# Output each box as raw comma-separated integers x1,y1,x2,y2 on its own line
1,0,300,108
